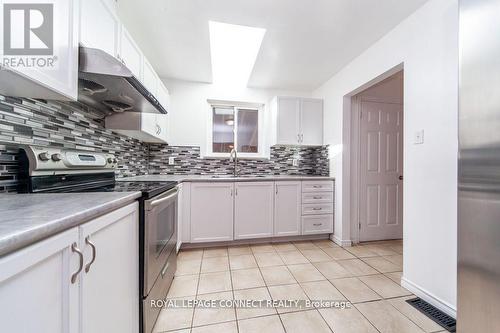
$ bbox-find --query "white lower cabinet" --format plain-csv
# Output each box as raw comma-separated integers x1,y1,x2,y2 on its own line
234,182,274,239
190,183,234,242
302,214,334,235
274,181,302,236
0,202,139,333
79,202,139,333
0,228,80,333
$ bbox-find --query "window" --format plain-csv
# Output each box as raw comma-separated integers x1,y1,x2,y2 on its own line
207,102,264,158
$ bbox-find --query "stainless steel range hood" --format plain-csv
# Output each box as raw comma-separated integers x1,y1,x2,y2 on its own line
78,47,167,114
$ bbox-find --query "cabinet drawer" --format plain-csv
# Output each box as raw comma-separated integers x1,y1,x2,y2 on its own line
302,215,333,235
302,192,333,204
302,181,334,192
302,203,334,215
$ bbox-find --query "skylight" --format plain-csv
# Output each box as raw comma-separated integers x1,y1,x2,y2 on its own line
209,21,266,87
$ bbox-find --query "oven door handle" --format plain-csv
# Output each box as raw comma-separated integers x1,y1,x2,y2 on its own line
146,188,178,209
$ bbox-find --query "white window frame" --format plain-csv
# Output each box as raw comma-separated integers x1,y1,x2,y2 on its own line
205,99,267,159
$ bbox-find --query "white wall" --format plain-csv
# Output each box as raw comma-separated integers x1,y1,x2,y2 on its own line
163,78,311,151
313,0,458,316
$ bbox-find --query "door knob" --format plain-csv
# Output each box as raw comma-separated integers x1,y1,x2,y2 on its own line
399,175,403,180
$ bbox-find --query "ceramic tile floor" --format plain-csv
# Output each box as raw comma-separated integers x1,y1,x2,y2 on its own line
153,239,448,333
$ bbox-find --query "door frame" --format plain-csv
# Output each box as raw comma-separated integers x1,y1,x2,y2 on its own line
341,64,404,245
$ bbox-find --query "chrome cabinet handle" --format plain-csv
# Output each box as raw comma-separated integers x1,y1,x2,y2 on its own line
313,185,322,188
84,236,97,273
313,196,322,199
313,207,323,211
71,243,84,284
313,223,323,226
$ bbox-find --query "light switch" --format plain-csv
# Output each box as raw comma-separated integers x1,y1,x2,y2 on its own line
414,130,424,144
168,157,175,165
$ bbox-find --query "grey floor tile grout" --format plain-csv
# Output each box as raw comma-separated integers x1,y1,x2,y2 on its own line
164,239,413,333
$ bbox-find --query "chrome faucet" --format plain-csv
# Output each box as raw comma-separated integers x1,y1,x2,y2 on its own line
229,148,238,177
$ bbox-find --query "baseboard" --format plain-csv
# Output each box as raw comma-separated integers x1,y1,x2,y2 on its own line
401,276,457,318
331,234,352,247
181,234,330,249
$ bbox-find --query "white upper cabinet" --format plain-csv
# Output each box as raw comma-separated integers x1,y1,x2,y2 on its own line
0,0,80,100
157,80,170,111
80,0,120,58
234,182,274,239
270,96,324,146
276,97,301,145
105,112,169,143
119,27,143,79
142,57,158,97
300,98,324,145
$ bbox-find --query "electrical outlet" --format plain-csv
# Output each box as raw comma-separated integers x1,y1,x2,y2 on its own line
292,159,299,167
168,157,175,165
414,130,424,144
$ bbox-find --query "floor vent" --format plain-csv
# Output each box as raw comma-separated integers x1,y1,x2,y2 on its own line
406,298,456,332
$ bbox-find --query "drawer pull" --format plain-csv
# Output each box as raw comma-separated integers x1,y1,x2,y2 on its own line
313,196,322,199
313,208,323,211
313,223,323,226
313,185,322,188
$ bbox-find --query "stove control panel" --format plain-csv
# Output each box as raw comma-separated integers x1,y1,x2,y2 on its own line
22,145,118,174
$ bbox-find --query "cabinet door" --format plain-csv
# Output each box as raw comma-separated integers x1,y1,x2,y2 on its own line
80,0,120,58
274,181,302,236
234,182,274,239
0,228,79,333
0,0,79,100
157,81,170,111
79,202,139,333
156,114,169,143
191,183,234,242
120,27,143,79
300,98,323,145
277,97,301,145
142,58,158,97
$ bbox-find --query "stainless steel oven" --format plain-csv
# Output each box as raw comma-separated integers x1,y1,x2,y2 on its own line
143,186,178,333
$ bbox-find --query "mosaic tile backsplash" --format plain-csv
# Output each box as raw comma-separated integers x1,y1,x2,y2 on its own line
0,94,329,193
148,145,329,176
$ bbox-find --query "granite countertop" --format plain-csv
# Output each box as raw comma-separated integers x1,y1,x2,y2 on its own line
0,192,141,257
119,174,335,183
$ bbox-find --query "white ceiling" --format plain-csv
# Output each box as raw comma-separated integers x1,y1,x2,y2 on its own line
117,0,428,90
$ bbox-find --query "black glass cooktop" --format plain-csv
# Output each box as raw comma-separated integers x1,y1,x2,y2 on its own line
100,181,177,199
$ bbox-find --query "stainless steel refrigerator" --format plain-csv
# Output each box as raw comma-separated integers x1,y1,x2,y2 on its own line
458,0,500,331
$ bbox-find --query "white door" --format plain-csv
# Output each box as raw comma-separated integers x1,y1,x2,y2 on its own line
274,181,302,236
300,98,323,145
0,228,80,333
190,183,234,242
277,97,301,144
79,203,139,333
80,0,120,58
120,27,143,79
234,182,274,239
359,101,403,241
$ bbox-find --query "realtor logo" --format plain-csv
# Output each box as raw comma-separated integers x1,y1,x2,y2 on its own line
3,4,53,55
